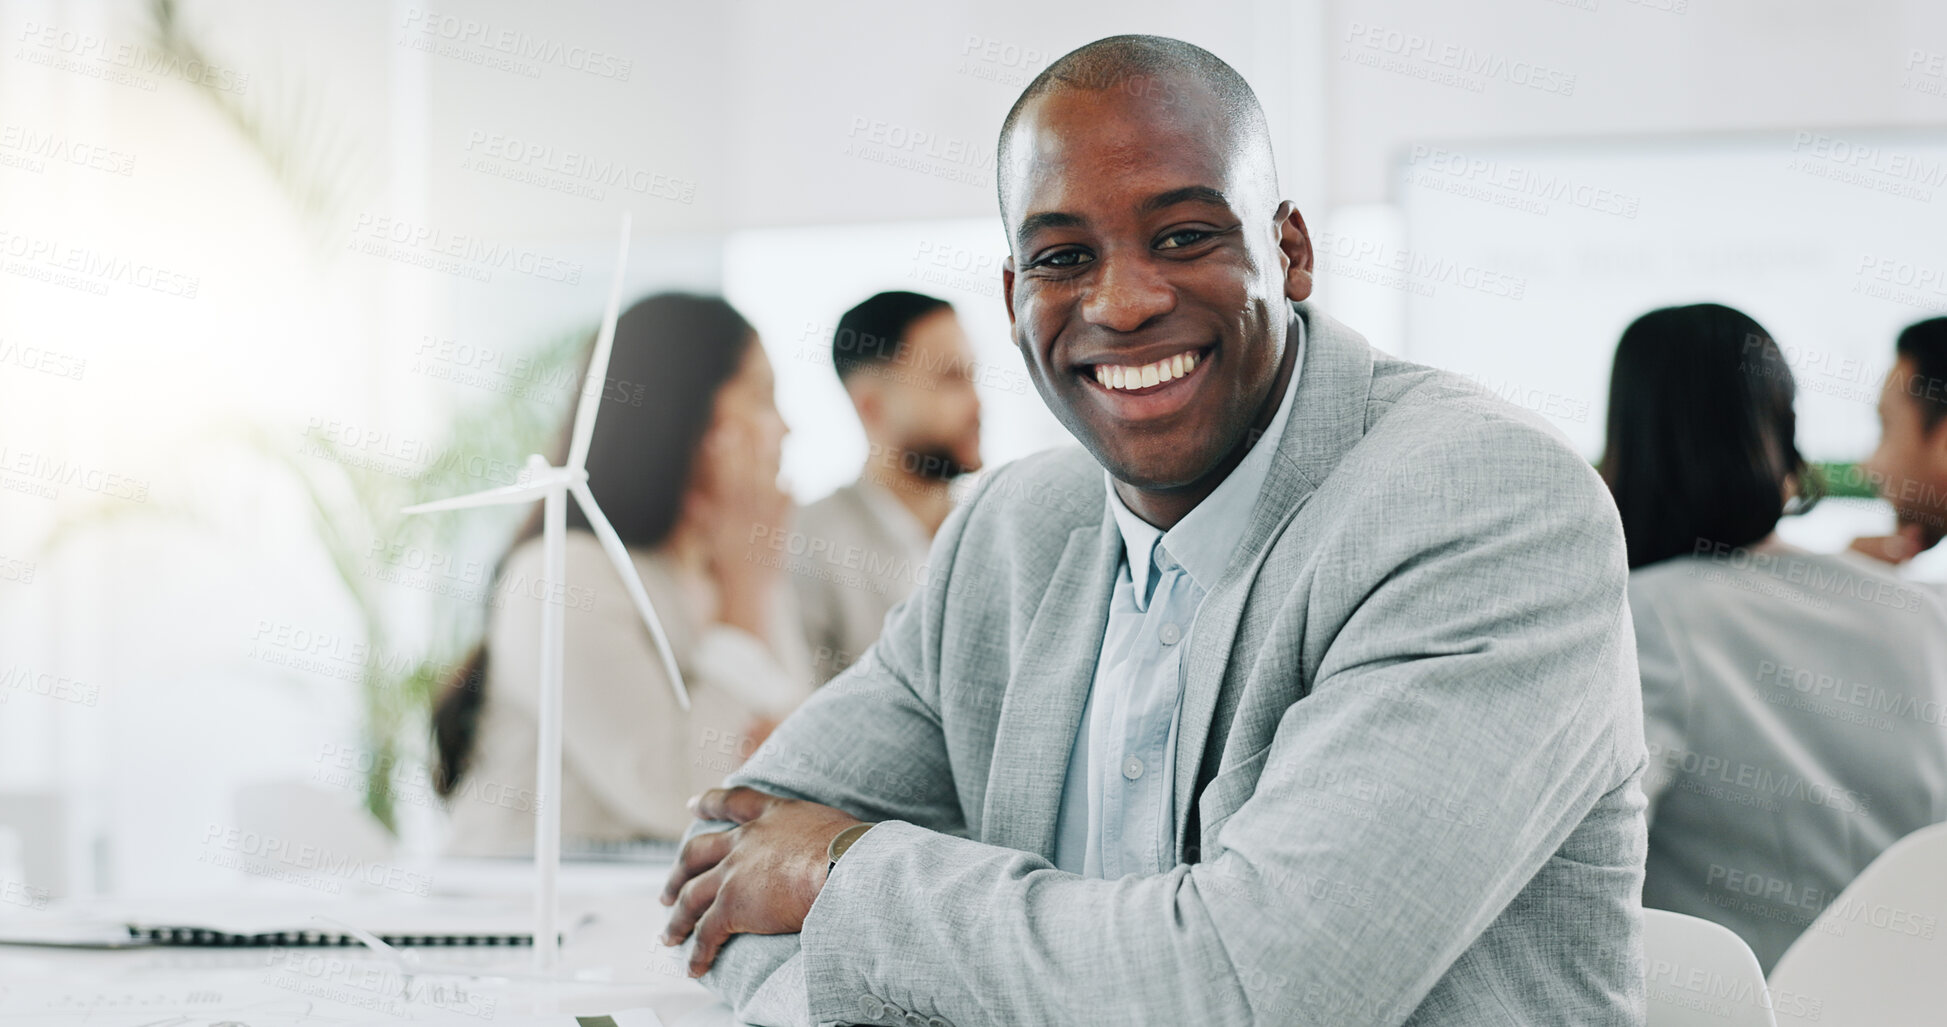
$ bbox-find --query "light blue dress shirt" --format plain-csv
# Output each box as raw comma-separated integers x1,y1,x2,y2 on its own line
1052,320,1307,878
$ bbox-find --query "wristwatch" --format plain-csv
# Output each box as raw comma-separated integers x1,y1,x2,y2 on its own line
826,822,874,875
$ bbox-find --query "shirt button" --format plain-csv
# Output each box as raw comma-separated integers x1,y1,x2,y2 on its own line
1123,756,1145,780
1158,623,1182,645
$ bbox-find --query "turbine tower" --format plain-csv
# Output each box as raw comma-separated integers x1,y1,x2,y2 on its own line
405,213,687,970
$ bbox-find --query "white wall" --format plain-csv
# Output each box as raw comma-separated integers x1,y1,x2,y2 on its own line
718,0,1325,226
1324,0,1947,205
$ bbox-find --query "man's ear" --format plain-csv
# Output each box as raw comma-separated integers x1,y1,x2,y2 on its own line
1002,256,1018,328
849,377,885,433
1276,201,1314,303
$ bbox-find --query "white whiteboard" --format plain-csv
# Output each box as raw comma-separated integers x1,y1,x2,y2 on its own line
1385,131,1947,461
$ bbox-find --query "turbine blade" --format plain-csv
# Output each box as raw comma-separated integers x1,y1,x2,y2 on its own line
403,480,551,514
566,213,632,473
570,480,692,712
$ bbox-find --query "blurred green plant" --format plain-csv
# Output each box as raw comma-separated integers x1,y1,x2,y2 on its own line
147,0,372,248
1813,461,1880,500
143,0,591,828
261,330,585,830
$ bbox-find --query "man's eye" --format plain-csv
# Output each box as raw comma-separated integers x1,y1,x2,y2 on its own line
1157,229,1210,250
1036,250,1092,268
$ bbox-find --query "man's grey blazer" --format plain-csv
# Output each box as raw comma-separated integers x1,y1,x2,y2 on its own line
690,303,1648,1026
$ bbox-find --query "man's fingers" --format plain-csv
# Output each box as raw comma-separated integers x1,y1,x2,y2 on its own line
660,865,722,946
688,903,733,978
660,829,733,906
692,786,774,824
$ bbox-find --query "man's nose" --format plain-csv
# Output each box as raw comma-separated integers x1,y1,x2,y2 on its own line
1081,256,1174,333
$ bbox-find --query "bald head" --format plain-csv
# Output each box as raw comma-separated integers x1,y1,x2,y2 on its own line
996,35,1279,224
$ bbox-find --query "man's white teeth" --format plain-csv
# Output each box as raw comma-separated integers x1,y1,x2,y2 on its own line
1093,349,1201,391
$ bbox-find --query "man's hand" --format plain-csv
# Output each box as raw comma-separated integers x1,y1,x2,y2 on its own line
1850,518,1937,565
659,786,863,978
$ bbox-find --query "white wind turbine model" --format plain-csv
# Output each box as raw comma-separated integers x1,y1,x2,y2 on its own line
404,213,689,971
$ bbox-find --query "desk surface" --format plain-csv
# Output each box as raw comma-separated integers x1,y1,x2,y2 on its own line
0,863,739,1027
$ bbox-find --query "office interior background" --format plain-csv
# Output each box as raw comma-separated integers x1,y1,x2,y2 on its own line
2,0,1944,911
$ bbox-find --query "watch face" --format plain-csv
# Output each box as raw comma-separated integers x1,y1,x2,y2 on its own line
829,823,872,864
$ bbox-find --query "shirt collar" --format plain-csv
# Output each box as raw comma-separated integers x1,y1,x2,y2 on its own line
1104,313,1307,606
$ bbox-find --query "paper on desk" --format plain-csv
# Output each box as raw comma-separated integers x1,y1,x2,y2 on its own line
570,1011,667,1027
0,974,669,1025
0,918,149,948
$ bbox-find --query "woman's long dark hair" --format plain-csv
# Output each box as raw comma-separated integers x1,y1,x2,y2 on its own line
1599,302,1820,570
432,293,757,796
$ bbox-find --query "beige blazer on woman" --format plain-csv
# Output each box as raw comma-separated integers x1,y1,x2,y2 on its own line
445,530,813,856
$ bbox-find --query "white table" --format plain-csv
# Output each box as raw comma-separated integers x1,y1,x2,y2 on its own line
0,860,740,1026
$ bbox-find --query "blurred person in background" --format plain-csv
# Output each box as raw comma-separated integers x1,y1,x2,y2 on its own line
1851,317,1947,573
1604,302,1947,971
794,291,983,685
435,293,813,856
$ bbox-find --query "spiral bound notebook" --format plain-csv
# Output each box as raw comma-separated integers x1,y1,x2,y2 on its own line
124,922,535,947
117,895,594,947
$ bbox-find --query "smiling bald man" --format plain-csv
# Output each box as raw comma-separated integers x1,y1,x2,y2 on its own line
661,35,1647,1026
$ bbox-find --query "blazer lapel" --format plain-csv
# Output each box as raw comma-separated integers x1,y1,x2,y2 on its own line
980,514,1123,860
1170,302,1377,860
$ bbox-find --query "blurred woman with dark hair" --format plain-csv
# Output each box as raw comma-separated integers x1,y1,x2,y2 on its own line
1604,302,1947,971
438,293,811,855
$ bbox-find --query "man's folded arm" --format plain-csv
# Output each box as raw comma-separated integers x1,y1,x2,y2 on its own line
684,478,994,1023
786,424,1645,1026
683,643,973,1024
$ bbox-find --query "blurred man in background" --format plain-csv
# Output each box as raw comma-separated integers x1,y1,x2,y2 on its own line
1853,317,1947,571
794,291,983,685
